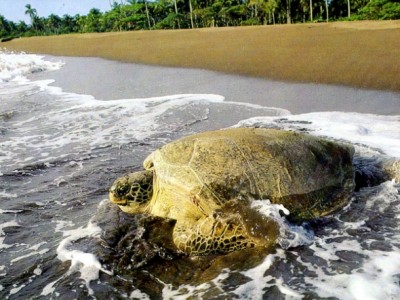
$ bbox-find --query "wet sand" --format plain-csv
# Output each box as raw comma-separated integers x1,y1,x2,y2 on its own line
31,56,400,115
5,20,400,92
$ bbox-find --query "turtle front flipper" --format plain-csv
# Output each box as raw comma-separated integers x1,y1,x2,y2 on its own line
173,201,279,255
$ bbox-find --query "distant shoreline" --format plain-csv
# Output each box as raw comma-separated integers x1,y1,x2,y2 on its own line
4,20,400,92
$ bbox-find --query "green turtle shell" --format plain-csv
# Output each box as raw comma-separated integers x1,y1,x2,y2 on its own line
144,128,355,222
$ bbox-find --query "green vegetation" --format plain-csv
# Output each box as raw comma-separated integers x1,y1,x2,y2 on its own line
355,0,400,20
1,0,400,39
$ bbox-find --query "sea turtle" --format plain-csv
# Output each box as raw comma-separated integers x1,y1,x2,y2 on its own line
109,128,355,255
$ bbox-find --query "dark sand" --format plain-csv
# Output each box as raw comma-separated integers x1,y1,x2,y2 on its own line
5,20,400,92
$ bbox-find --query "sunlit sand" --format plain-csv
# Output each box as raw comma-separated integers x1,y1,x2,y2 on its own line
4,20,400,91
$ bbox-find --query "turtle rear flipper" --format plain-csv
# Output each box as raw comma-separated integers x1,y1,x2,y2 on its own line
173,201,279,255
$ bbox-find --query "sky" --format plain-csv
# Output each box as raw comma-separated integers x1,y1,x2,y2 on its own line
0,0,114,23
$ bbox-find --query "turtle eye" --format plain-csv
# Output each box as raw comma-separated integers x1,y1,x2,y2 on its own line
116,184,130,197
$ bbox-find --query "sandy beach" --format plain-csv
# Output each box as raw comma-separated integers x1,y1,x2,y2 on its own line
4,20,400,92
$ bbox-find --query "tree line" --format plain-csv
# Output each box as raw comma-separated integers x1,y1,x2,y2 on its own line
1,0,400,39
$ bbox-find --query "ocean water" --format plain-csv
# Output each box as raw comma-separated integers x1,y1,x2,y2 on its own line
0,51,399,300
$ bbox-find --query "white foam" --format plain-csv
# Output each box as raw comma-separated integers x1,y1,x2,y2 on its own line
41,279,58,296
0,209,22,214
53,220,74,232
1,77,229,171
236,112,400,158
56,220,113,295
0,50,63,83
9,284,26,295
233,251,279,298
301,249,400,300
29,242,47,251
0,265,5,278
251,200,314,249
299,181,400,300
364,180,399,212
11,248,49,263
162,269,231,299
0,220,20,249
0,190,17,198
223,100,290,116
130,290,151,300
33,265,42,276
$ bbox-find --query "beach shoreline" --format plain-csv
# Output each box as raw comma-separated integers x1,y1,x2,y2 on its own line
4,20,400,92
27,55,400,115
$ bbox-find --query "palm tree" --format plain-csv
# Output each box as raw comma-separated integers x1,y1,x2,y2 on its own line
85,8,103,32
25,4,38,30
47,14,61,34
0,15,11,37
61,14,76,33
16,21,29,34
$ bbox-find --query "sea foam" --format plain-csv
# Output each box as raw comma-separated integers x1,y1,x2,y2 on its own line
0,50,63,83
55,220,113,295
236,112,400,158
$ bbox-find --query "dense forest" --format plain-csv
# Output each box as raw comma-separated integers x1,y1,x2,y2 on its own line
1,0,400,39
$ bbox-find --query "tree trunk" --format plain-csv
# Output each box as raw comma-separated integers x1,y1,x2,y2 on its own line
287,0,291,24
325,0,329,22
310,0,313,21
144,0,151,29
120,0,127,30
189,0,194,29
173,0,181,29
347,0,351,18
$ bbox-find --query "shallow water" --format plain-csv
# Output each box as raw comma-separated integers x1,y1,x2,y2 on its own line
0,51,399,299
28,55,400,115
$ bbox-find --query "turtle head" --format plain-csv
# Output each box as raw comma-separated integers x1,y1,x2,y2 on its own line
109,170,153,214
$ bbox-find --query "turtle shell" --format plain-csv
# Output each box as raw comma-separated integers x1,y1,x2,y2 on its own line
144,128,354,222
